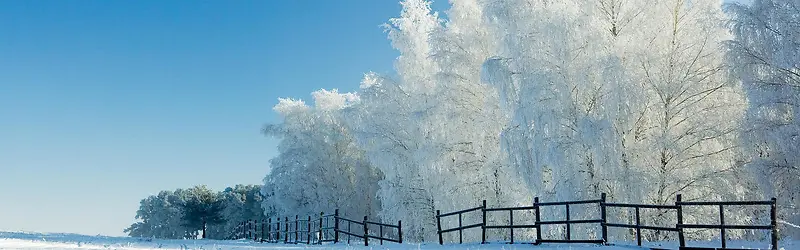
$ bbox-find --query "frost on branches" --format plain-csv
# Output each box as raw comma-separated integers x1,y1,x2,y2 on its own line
727,0,800,239
260,0,797,243
263,90,382,220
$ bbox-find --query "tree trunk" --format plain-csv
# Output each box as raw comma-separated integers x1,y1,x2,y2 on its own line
202,220,207,239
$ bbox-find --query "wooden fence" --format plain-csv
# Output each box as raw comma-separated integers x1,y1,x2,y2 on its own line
435,200,485,244
436,193,779,250
233,209,402,246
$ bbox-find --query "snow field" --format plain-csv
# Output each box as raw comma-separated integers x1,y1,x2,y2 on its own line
1,231,796,250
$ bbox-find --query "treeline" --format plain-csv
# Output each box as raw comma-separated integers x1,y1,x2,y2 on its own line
124,184,270,239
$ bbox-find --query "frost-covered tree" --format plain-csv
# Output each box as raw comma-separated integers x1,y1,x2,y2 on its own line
623,0,752,240
179,185,224,239
126,185,269,240
206,184,270,239
478,0,640,240
125,189,192,239
476,0,748,241
727,0,800,238
342,0,533,242
262,90,382,220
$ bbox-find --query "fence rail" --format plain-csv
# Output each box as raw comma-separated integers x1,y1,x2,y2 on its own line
436,200,486,244
603,195,681,247
434,193,779,250
483,201,538,244
235,209,401,247
231,194,779,250
333,215,403,246
674,195,778,250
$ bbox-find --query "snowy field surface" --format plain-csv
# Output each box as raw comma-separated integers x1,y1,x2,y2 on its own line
0,232,795,250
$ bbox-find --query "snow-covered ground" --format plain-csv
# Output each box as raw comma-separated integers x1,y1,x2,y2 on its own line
0,231,795,250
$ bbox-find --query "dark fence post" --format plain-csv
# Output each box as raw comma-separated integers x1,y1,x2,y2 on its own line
565,204,571,241
635,207,641,246
601,193,607,244
334,209,340,243
482,200,487,244
719,204,726,249
510,209,514,244
318,212,324,244
379,224,383,245
254,219,259,241
676,194,685,248
535,197,541,245
363,215,369,246
262,219,266,242
284,216,289,243
771,198,778,250
295,215,299,243
398,220,403,243
307,215,312,244
436,210,443,245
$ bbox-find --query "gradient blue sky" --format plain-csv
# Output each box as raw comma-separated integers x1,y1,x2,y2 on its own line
0,0,748,237
0,0,448,236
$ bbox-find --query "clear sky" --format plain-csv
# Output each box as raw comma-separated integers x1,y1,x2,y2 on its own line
0,0,747,237
0,0,448,236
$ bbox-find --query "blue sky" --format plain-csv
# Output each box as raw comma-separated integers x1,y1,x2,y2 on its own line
0,0,446,236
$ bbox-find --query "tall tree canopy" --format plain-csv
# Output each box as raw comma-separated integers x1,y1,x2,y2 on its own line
727,0,800,239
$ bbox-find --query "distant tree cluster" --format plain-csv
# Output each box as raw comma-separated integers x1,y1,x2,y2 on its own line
124,184,269,239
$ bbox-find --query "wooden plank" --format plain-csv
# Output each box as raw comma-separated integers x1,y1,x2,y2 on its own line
538,239,604,244
604,223,679,231
604,203,679,209
677,201,773,206
538,219,603,225
438,206,483,217
484,206,537,211
537,199,603,206
483,224,537,229
677,224,772,230
440,223,484,233
366,221,400,228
